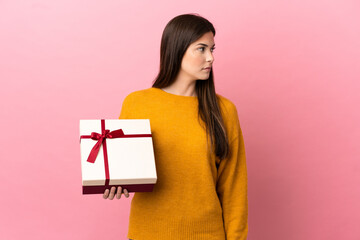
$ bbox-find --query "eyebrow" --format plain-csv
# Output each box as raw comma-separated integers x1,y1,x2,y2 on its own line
196,43,216,47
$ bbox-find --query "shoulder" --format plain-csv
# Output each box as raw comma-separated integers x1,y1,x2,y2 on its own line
119,88,154,119
123,87,153,100
216,93,239,119
122,87,154,105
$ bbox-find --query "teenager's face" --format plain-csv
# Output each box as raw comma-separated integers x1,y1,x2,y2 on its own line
180,31,215,81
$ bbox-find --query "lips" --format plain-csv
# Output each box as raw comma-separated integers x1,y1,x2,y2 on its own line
203,67,211,70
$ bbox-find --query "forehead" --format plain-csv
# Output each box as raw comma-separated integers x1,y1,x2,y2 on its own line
191,32,215,45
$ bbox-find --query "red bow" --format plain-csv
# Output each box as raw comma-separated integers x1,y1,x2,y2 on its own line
84,129,125,163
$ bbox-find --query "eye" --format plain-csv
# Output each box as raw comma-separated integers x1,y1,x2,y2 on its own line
198,47,216,52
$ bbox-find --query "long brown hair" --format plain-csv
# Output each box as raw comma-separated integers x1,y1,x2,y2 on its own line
152,13,230,161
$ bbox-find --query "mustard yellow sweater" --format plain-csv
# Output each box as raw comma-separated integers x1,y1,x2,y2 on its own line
119,87,248,240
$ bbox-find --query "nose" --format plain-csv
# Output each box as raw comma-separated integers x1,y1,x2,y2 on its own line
207,52,214,63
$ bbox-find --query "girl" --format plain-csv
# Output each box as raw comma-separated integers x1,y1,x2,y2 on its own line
104,13,248,240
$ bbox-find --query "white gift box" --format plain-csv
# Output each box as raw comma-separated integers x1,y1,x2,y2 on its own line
79,119,157,194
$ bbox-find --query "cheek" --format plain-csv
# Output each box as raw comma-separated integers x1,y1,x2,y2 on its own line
181,51,204,72
181,57,193,71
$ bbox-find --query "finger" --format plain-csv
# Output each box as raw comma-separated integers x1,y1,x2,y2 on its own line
103,189,110,199
124,188,129,198
109,186,116,200
116,186,123,199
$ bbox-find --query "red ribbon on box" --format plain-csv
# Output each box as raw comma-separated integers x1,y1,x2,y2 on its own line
80,119,152,186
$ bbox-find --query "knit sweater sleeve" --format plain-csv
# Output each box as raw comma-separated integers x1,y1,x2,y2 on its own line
216,102,249,240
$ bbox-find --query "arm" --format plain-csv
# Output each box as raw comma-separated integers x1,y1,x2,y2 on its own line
216,104,249,240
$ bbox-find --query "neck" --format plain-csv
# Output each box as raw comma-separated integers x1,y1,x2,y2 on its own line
161,80,197,97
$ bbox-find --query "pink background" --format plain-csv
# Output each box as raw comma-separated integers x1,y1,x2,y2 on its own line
1,1,359,239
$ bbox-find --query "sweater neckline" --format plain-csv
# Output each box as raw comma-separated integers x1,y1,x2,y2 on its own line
151,87,198,100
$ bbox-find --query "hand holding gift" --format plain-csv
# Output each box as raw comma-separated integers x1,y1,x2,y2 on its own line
103,186,130,200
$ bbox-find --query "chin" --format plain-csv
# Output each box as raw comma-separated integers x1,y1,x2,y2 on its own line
198,76,210,80
197,74,210,80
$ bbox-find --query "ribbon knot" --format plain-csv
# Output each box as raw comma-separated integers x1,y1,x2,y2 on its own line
102,129,109,138
90,129,112,140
